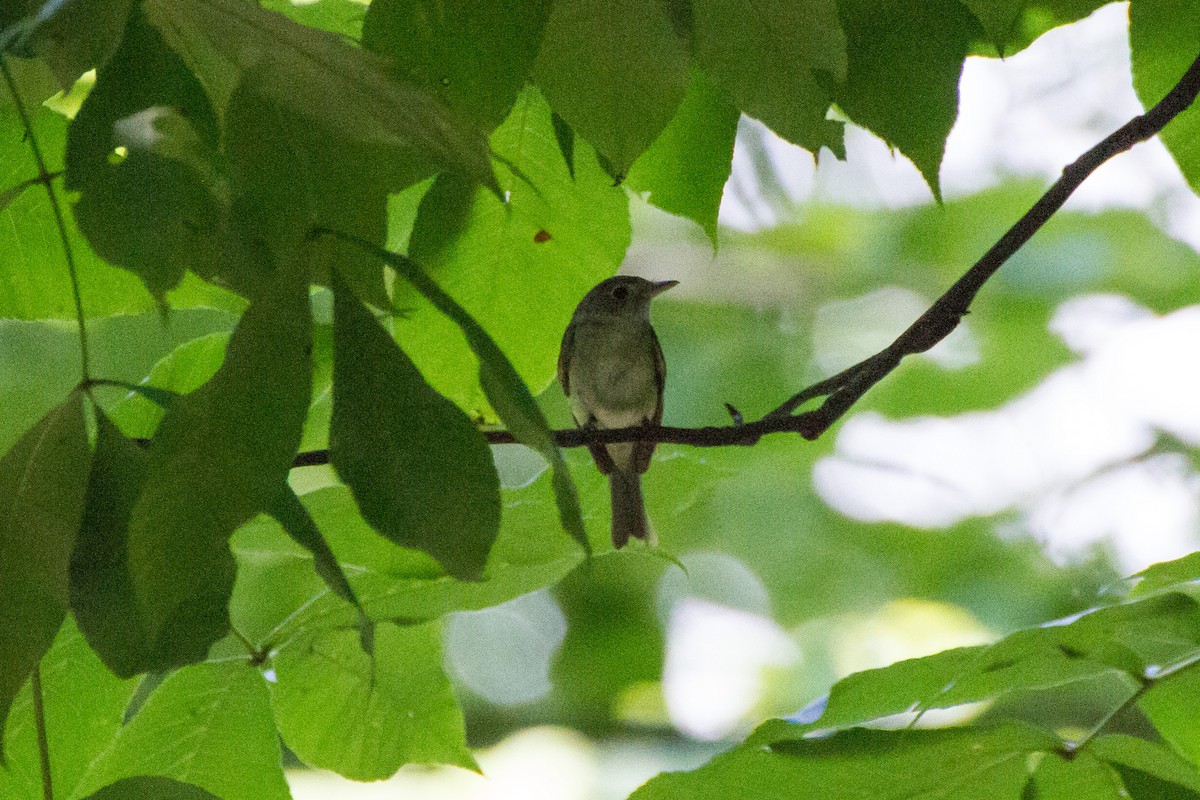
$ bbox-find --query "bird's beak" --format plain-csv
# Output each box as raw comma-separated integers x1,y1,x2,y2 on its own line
649,280,679,297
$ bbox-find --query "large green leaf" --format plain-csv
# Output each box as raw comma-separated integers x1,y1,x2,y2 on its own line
330,276,501,581
959,0,1028,52
141,0,496,191
0,618,141,800
532,0,689,176
1130,0,1200,195
363,0,550,130
0,392,90,745
631,722,1060,799
83,777,220,800
74,662,289,800
835,0,981,199
111,278,311,674
689,0,844,157
404,86,629,418
626,69,740,245
270,621,474,780
1091,734,1200,795
1030,752,1124,800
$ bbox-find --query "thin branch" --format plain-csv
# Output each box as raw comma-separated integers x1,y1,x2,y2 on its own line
31,665,53,800
766,50,1200,436
0,57,91,382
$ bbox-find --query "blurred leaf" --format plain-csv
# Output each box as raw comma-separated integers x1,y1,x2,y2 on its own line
83,776,219,800
0,618,141,800
835,0,980,200
363,0,550,130
1031,751,1124,800
632,722,1059,799
2,0,132,88
73,662,288,800
112,278,310,674
0,391,89,746
270,621,475,780
142,0,496,191
331,276,500,581
1140,664,1200,767
1091,734,1200,794
1130,0,1200,196
532,0,688,176
626,69,739,245
690,0,844,157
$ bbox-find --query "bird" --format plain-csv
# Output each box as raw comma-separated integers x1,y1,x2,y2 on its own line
558,275,677,548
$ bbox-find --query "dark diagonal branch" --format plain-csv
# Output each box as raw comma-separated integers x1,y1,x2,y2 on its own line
286,52,1200,470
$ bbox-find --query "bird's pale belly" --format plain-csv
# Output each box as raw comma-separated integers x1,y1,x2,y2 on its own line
567,321,658,423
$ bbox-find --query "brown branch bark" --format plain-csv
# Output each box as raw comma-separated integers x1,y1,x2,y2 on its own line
289,51,1200,470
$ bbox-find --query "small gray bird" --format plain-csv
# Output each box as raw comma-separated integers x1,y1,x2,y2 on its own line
558,275,678,548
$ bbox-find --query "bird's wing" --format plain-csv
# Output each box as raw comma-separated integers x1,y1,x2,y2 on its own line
634,326,666,473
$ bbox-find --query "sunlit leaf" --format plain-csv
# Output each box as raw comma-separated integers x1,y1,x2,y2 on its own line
1091,734,1200,794
270,621,475,780
73,662,289,800
626,69,740,245
0,618,140,800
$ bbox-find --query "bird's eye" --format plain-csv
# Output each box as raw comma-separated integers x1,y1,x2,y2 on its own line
612,285,629,300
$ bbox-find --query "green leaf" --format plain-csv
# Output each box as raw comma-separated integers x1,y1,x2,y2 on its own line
260,0,367,39
1132,552,1200,597
363,0,551,130
532,0,689,176
835,0,981,200
404,86,629,419
689,0,844,157
142,0,497,192
270,621,475,780
83,776,220,800
626,69,739,245
331,277,501,581
1140,665,1200,768
960,0,1028,53
231,480,582,633
797,593,1200,733
269,487,369,628
330,230,591,556
74,662,289,800
104,332,230,439
66,9,243,300
2,0,133,88
69,408,152,678
1091,734,1200,794
1030,751,1124,800
1130,0,1200,196
631,722,1059,800
0,618,141,800
0,391,89,745
113,278,311,673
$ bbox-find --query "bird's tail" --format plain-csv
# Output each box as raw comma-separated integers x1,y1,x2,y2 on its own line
610,471,655,548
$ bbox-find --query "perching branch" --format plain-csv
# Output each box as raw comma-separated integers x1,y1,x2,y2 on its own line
284,52,1200,470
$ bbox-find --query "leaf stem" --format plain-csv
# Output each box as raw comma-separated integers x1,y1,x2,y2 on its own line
31,664,54,800
0,56,91,382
